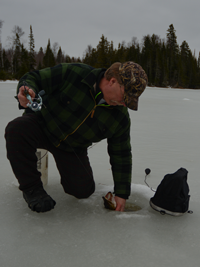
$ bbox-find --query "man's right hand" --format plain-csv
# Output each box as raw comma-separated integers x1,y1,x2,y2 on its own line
18,86,36,108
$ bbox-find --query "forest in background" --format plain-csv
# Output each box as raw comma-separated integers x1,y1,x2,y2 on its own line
0,22,200,89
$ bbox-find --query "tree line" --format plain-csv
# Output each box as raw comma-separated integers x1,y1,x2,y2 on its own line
0,22,200,88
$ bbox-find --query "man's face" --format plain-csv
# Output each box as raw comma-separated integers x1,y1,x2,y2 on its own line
102,77,126,107
110,82,126,107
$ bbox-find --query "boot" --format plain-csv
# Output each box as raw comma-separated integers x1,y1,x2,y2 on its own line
23,185,56,213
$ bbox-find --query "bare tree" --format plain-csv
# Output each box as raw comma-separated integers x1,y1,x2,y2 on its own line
83,44,93,58
7,25,25,47
52,42,59,58
0,20,3,38
12,26,24,38
0,20,4,68
6,26,25,74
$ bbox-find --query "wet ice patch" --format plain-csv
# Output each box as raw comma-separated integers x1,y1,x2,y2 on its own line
0,80,18,83
116,213,150,219
183,98,190,101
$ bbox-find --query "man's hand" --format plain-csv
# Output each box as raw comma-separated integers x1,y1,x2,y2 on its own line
18,86,35,108
115,196,126,212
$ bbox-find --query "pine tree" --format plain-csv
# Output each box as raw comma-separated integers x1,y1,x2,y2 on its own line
160,40,168,87
56,47,63,64
0,46,2,69
154,40,162,87
178,41,191,87
65,55,71,63
126,37,140,63
83,45,93,65
36,47,44,69
141,35,152,84
151,34,161,86
197,54,200,88
166,24,179,86
43,39,56,68
107,41,115,66
17,44,29,79
82,45,97,67
115,42,126,63
2,49,11,72
96,35,110,68
29,25,36,70
198,52,200,69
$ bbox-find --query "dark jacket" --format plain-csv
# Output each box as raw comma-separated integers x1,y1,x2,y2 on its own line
17,63,132,198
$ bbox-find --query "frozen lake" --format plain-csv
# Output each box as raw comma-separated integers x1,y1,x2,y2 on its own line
0,81,200,267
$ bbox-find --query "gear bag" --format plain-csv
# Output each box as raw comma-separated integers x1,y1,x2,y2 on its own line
149,168,191,216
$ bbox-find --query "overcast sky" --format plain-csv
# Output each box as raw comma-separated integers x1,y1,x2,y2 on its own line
1,0,200,59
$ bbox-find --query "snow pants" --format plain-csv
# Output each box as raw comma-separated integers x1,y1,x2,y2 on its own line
4,113,95,198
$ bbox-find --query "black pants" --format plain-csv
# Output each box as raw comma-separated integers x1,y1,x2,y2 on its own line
4,114,95,198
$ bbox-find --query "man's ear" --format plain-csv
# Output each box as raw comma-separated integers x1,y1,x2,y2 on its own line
109,77,117,85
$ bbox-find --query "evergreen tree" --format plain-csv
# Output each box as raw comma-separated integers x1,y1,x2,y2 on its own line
76,57,82,63
166,24,179,86
198,52,200,69
141,35,152,83
178,40,191,87
43,39,56,68
82,45,97,67
2,49,10,72
154,39,163,86
115,42,126,63
29,25,36,70
56,47,63,64
1,26,200,88
83,45,93,65
65,54,71,63
16,44,29,79
160,40,168,87
126,37,140,63
151,34,161,86
36,47,44,69
107,41,115,66
96,35,110,68
141,34,162,86
0,46,2,69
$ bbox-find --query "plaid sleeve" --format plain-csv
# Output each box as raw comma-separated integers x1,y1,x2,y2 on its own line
16,63,95,97
16,64,64,96
107,113,132,198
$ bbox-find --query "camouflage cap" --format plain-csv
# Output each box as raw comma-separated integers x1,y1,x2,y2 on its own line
119,61,148,110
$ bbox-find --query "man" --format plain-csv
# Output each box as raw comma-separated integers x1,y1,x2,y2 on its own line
5,61,147,213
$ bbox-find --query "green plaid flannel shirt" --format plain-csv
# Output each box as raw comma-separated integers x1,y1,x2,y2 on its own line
17,63,132,198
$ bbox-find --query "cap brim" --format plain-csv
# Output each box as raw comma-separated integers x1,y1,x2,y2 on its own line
124,97,138,110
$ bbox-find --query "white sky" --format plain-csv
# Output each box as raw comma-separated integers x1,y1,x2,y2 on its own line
0,0,200,58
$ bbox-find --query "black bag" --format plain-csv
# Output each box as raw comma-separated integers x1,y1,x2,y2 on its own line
150,168,191,216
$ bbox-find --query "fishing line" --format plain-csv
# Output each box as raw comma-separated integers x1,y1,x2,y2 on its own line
144,168,156,192
37,150,48,162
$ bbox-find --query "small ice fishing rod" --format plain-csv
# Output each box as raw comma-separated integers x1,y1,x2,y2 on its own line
23,81,45,112
144,168,156,192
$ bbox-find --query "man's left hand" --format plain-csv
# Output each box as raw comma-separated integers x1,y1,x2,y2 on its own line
115,196,126,212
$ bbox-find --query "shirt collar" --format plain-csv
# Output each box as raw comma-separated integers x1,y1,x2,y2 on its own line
94,71,106,104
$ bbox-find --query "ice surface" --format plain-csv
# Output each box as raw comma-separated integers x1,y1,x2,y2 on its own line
1,83,200,267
